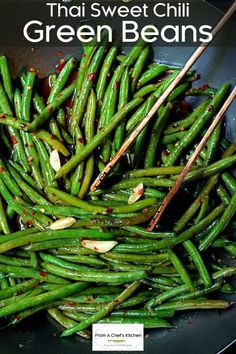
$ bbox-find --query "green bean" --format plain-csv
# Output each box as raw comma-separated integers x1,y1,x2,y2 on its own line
0,282,89,318
69,41,107,134
204,121,222,166
113,67,130,153
131,45,149,92
36,129,69,157
108,178,174,191
33,137,57,187
0,56,13,103
8,301,63,326
222,172,236,194
162,131,187,144
199,190,236,251
167,249,194,291
7,164,50,206
71,43,97,120
39,252,90,272
164,83,230,166
173,281,222,301
122,226,175,239
0,264,69,284
48,57,77,103
137,64,169,87
134,84,160,98
167,82,190,102
133,95,155,168
27,82,75,132
71,126,85,195
164,99,210,135
0,82,31,176
96,46,118,105
183,240,212,287
0,158,22,197
145,103,173,167
126,95,155,133
101,252,169,264
57,255,106,267
0,198,9,234
79,89,96,198
186,86,217,97
146,284,189,308
153,299,231,311
0,255,32,268
13,88,30,171
100,64,126,163
48,308,91,339
42,261,146,285
61,280,142,336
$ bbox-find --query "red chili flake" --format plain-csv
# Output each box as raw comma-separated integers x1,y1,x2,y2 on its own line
51,134,57,140
87,73,97,81
143,208,148,213
187,319,193,326
106,207,113,214
56,51,64,57
86,297,93,303
27,220,34,226
162,150,169,157
94,247,99,251
78,137,84,144
48,107,54,114
208,105,214,112
115,81,120,90
39,271,48,277
0,167,5,173
82,53,87,58
114,299,120,303
15,316,22,322
199,84,209,91
67,301,77,306
10,135,18,145
0,114,6,119
55,59,65,74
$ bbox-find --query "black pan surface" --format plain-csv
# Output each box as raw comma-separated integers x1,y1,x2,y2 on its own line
0,1,235,353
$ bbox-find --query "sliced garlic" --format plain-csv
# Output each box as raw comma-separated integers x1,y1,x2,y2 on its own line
50,217,76,230
50,150,61,172
128,183,144,204
81,240,118,253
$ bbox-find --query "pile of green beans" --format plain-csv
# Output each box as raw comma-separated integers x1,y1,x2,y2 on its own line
0,36,235,339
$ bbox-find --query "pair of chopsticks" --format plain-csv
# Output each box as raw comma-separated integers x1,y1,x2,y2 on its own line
90,1,236,231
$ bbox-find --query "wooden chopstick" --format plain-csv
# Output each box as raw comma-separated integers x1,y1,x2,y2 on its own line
90,1,236,192
147,86,236,231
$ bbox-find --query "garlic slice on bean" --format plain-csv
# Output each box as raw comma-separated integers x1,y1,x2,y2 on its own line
50,217,76,230
128,183,144,204
50,150,61,172
81,240,118,253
